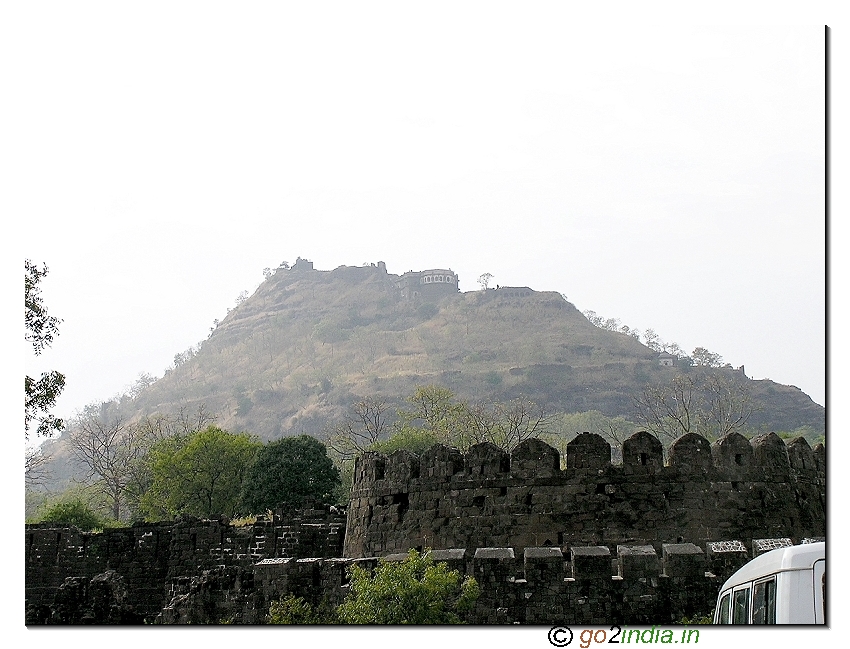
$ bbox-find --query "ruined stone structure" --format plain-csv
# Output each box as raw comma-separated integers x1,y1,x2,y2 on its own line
26,508,346,624
25,431,825,625
494,286,534,298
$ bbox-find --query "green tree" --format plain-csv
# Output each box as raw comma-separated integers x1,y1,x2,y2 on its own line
542,410,636,461
329,386,552,462
399,387,550,452
334,549,479,624
25,260,65,439
140,426,260,520
369,427,443,455
240,435,340,513
642,328,662,352
479,396,551,451
396,385,474,445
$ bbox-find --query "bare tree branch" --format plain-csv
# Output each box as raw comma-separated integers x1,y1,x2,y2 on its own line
68,404,216,520
25,446,51,487
633,370,759,444
324,397,392,462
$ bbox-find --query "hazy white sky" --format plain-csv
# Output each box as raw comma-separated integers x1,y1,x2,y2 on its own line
10,3,832,430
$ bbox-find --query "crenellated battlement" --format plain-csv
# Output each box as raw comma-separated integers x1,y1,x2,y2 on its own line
160,537,811,624
344,431,825,559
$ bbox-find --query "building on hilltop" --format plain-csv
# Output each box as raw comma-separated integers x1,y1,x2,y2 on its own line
396,268,460,300
494,286,534,297
291,257,314,271
658,352,676,366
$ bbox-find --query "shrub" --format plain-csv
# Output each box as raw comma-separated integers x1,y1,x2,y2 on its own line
335,549,479,624
267,595,327,624
36,500,110,531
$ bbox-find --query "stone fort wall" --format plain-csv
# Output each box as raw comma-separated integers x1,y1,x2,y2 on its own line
25,430,825,624
25,508,345,623
343,431,825,559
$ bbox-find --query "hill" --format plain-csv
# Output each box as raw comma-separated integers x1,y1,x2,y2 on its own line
114,260,822,439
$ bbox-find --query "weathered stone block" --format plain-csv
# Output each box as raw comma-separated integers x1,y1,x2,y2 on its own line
420,444,465,479
566,432,611,471
571,546,611,579
429,548,468,574
786,437,816,474
751,433,791,474
385,450,420,482
662,543,705,577
813,443,825,473
712,432,754,477
511,439,560,479
617,545,659,578
668,433,713,473
466,442,510,477
622,432,663,473
705,540,748,581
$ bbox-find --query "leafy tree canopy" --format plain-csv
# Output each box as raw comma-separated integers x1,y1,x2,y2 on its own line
240,435,340,513
139,426,260,520
691,346,724,367
25,260,65,438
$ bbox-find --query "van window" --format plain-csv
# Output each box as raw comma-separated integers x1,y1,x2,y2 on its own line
752,578,776,624
717,592,732,624
733,587,750,624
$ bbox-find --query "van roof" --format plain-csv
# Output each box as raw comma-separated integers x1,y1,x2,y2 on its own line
720,542,825,592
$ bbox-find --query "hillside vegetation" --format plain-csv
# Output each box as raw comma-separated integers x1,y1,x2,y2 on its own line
120,262,821,439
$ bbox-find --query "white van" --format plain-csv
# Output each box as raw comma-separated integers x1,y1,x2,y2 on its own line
714,542,825,624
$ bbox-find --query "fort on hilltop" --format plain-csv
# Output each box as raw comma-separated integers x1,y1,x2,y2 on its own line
283,257,461,302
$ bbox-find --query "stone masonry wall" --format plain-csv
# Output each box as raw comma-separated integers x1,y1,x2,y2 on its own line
154,537,800,624
26,431,825,624
25,508,345,623
343,432,825,559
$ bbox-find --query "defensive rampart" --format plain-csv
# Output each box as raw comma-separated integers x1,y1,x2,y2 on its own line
25,431,825,624
344,432,825,558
